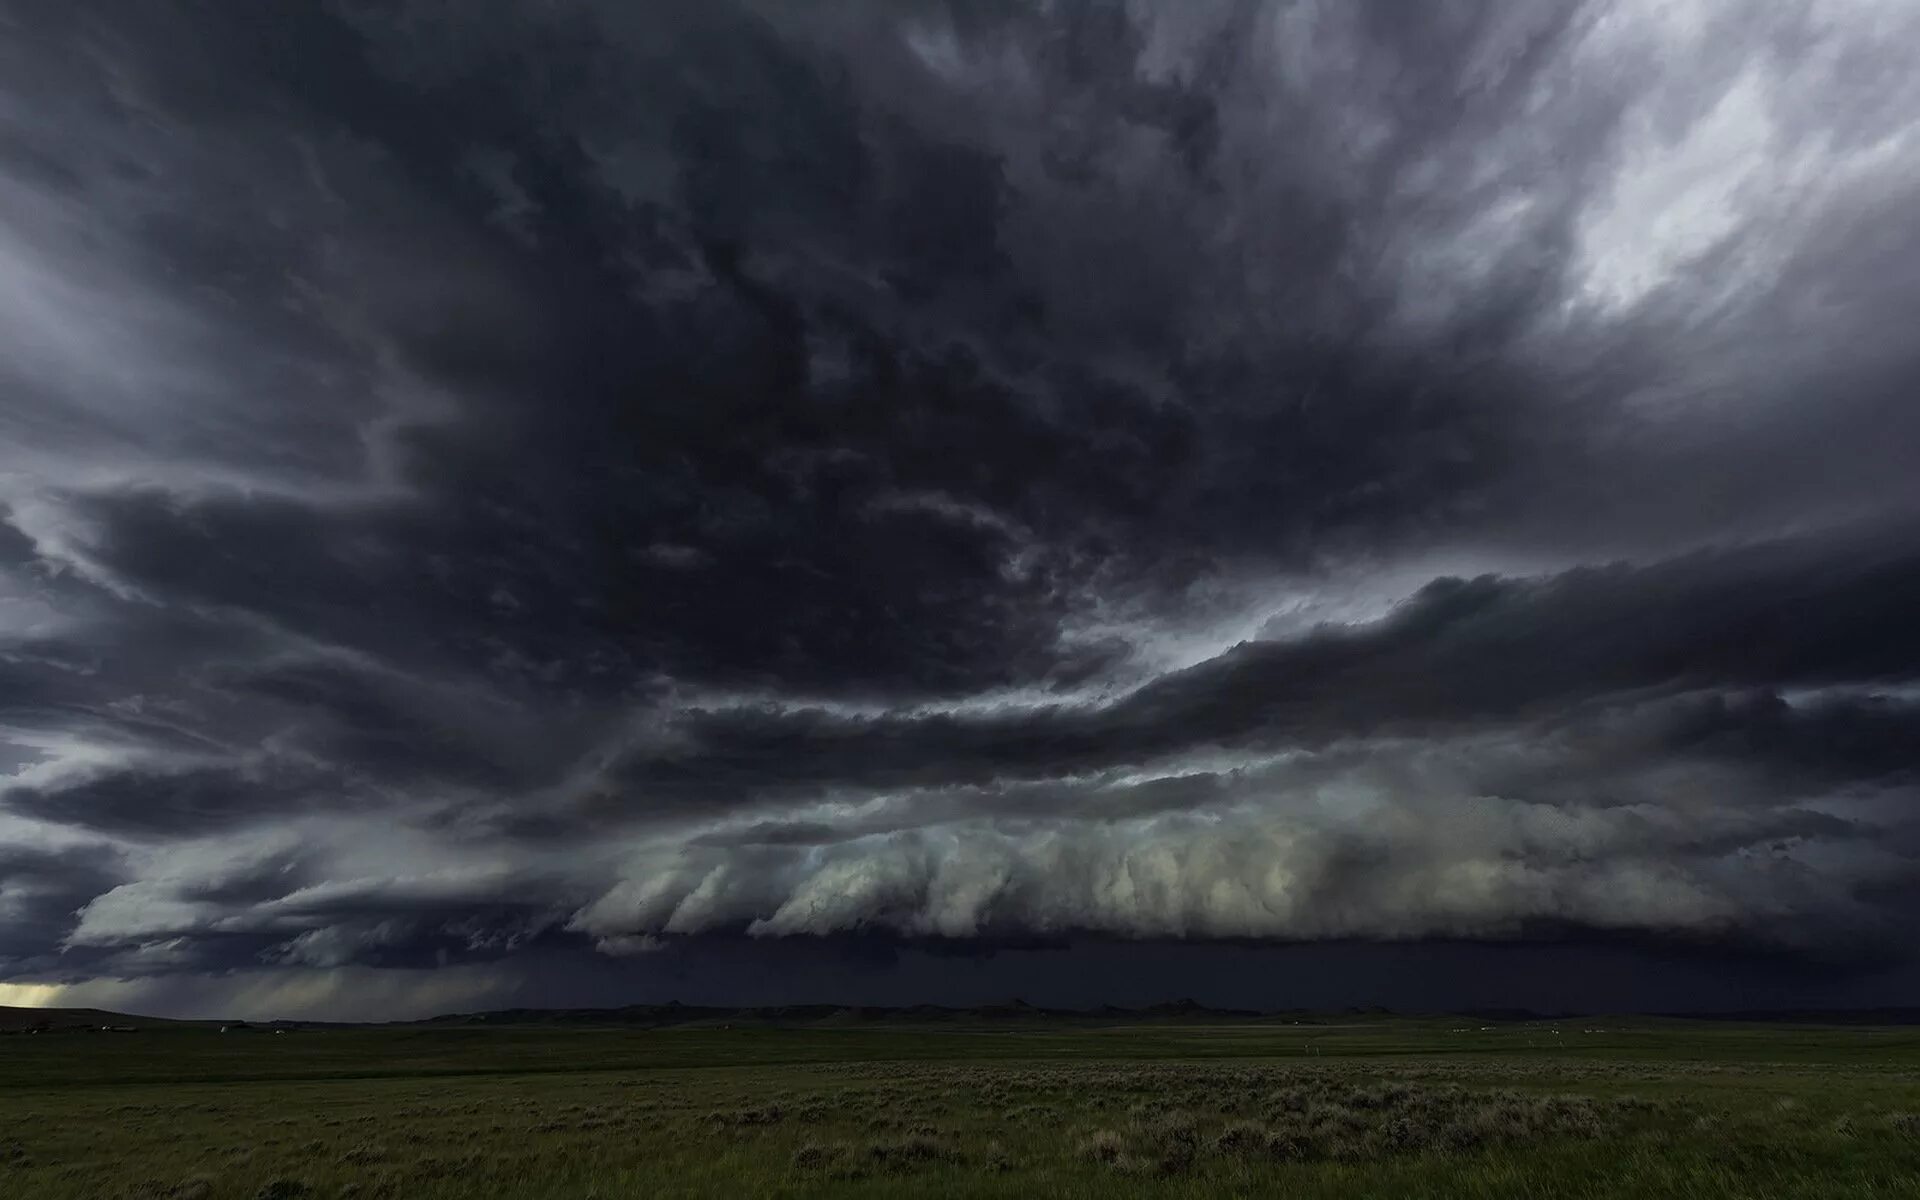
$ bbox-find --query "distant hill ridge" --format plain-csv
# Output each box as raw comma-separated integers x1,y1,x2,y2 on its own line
0,1006,202,1031
9,1001,1920,1030
412,1001,1920,1029
416,998,1271,1028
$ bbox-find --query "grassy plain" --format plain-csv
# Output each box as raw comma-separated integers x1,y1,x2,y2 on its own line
2,1016,1917,1198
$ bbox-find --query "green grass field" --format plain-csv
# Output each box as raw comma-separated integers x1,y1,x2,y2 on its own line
3,1017,1918,1198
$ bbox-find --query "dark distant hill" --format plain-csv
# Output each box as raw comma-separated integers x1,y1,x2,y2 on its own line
411,1001,1920,1029
417,998,1281,1029
0,1006,348,1033
0,1005,204,1032
9,1000,1920,1032
1666,1008,1920,1026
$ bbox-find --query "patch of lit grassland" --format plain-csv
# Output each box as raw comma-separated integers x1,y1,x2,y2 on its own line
1,1019,1917,1198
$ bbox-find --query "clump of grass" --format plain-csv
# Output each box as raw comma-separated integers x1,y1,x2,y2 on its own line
1438,1119,1485,1152
122,1181,214,1200
1324,1128,1381,1162
706,1103,784,1127
1381,1115,1432,1153
1264,1130,1309,1161
791,1141,838,1169
1214,1121,1269,1155
1134,1111,1200,1174
981,1140,1014,1173
1078,1129,1125,1164
866,1134,956,1170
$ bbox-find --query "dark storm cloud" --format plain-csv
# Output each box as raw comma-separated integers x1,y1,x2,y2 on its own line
595,528,1920,797
17,0,1547,701
3,761,327,839
0,842,122,965
3,0,1920,1015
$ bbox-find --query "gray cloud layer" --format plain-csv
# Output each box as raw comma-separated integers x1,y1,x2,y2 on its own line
2,0,1919,1017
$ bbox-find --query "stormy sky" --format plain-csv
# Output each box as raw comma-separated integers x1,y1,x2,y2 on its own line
4,0,1920,1021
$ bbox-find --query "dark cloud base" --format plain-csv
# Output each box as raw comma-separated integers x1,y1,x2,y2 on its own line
2,0,1919,1018
38,938,1920,1026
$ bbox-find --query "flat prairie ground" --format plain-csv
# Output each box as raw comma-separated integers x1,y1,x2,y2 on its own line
3,1018,1919,1198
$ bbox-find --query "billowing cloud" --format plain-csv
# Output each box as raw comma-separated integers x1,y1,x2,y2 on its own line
2,0,1918,1017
